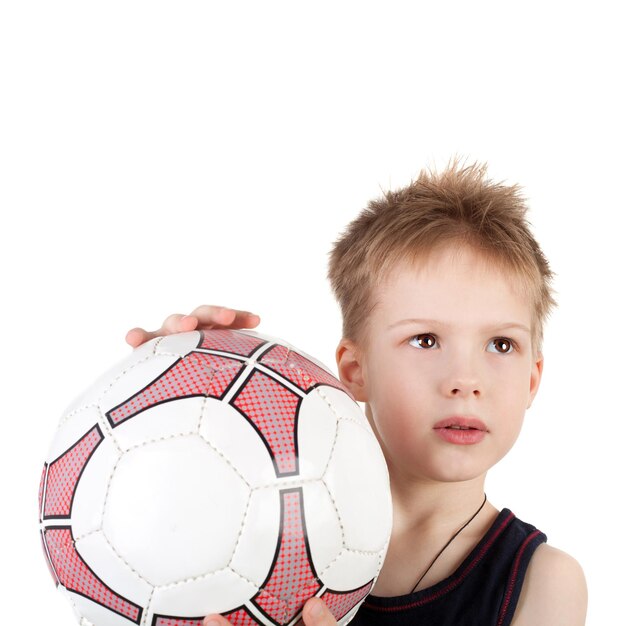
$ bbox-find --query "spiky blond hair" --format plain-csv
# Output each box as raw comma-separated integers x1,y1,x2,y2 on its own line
327,161,558,358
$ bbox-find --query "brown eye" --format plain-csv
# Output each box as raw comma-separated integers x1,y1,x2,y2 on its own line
409,333,437,349
490,338,514,354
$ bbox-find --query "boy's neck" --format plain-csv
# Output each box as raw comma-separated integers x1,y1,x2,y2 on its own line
387,462,491,536
372,468,499,597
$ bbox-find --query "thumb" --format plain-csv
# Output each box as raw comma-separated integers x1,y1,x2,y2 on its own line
303,598,337,625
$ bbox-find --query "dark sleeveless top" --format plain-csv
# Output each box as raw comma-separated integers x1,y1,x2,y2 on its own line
351,509,546,626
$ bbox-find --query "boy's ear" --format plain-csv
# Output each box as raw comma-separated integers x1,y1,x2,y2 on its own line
335,338,368,402
527,351,544,409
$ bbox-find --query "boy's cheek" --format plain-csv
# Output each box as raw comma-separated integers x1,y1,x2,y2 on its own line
367,400,410,444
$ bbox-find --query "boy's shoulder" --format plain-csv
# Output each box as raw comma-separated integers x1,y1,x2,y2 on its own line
511,543,587,626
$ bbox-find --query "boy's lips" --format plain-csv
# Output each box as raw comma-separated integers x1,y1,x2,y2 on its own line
433,416,488,432
433,416,488,445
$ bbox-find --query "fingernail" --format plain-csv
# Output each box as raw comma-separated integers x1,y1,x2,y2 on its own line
204,619,220,626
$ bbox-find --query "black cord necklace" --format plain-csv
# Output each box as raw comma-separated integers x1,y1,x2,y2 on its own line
410,493,488,594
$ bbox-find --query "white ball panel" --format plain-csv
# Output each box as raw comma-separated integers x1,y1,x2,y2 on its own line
59,340,159,418
198,398,276,489
103,435,250,586
229,487,280,587
71,530,152,624
97,354,181,416
295,391,337,480
47,405,103,463
315,386,370,432
72,437,120,537
324,420,392,552
150,568,258,618
60,585,89,626
300,482,343,577
318,548,383,591
112,396,205,452
154,330,203,356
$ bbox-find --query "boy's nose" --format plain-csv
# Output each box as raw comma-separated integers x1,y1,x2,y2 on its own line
450,386,481,397
445,375,482,398
440,351,483,397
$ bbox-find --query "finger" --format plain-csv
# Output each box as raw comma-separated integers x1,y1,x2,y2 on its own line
125,327,155,348
161,313,194,334
217,309,260,330
188,305,236,326
126,316,197,348
178,315,199,332
302,598,337,625
189,305,261,329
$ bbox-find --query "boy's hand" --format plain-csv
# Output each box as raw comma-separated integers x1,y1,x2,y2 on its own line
203,597,338,626
125,305,261,348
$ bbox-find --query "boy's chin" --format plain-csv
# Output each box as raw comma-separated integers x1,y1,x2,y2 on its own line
418,457,492,484
431,468,489,484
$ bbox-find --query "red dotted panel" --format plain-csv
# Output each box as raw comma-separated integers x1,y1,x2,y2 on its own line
43,527,142,624
222,607,263,625
260,346,354,400
39,463,47,521
44,426,103,518
253,489,320,624
40,529,59,585
321,580,373,622
107,353,244,426
258,344,290,366
232,372,300,476
198,329,267,356
154,618,203,626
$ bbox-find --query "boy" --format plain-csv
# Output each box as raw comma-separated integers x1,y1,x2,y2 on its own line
126,162,587,625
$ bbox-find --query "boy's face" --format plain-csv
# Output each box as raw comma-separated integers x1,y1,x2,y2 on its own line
336,244,543,484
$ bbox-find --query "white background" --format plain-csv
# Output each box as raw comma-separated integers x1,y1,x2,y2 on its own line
1,2,624,624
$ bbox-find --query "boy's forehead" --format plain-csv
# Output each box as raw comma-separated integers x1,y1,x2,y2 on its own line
372,248,532,326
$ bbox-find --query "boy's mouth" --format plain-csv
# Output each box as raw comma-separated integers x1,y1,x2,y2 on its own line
433,416,488,445
433,416,488,432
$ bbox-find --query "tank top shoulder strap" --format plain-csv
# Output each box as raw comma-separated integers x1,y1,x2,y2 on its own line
496,512,547,626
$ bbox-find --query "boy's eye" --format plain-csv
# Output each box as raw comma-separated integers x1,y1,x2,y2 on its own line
408,334,516,354
409,333,437,349
489,338,515,354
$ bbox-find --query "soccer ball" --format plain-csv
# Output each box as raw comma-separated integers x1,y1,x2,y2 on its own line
38,329,392,626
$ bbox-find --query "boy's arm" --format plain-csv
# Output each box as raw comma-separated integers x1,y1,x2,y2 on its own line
510,544,587,626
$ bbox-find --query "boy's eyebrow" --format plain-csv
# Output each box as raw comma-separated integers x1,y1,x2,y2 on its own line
388,318,531,333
